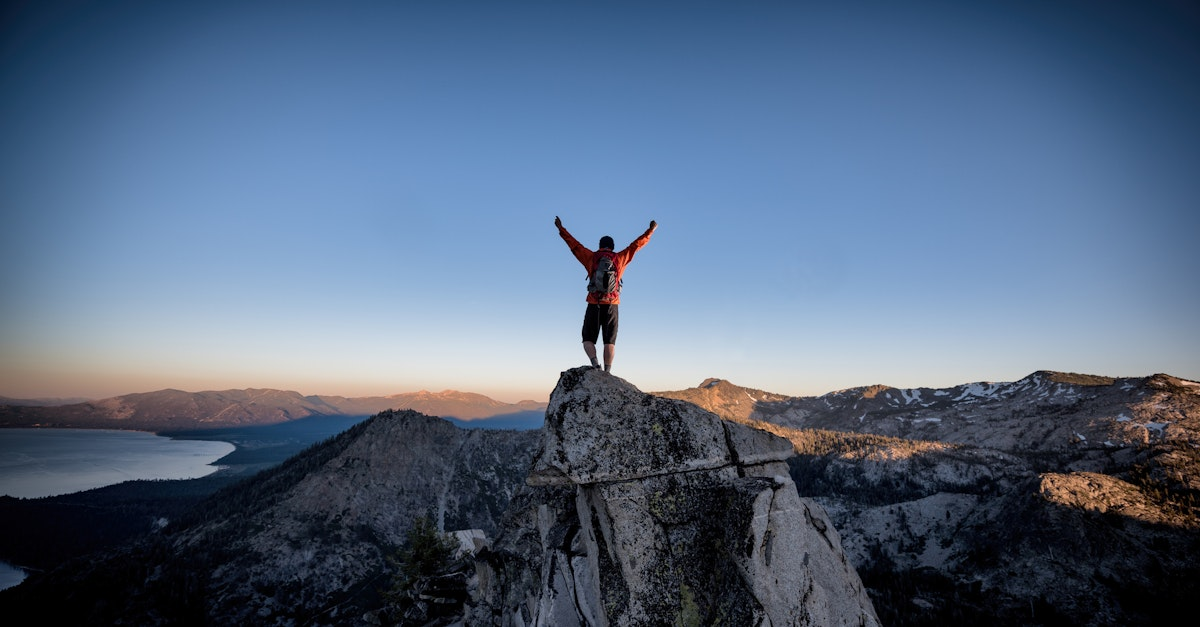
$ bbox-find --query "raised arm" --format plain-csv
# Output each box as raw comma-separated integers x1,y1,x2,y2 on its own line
555,216,594,269
617,220,657,265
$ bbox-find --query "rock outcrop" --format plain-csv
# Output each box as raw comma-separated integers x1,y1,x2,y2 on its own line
471,367,879,626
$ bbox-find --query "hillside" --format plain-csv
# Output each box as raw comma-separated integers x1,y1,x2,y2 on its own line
0,387,546,431
1,410,540,624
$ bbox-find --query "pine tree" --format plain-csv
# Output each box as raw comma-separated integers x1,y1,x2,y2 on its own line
383,515,460,625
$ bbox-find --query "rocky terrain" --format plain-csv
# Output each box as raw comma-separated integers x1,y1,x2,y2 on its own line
658,371,1200,625
3,368,1196,625
2,370,880,625
0,387,546,430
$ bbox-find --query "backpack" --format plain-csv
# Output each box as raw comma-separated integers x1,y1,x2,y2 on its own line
588,251,621,297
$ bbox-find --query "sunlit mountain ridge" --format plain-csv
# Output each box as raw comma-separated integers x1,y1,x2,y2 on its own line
0,387,547,430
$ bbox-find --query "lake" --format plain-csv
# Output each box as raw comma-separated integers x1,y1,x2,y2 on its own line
0,428,235,499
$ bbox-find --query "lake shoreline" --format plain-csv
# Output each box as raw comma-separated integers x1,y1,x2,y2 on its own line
0,416,373,589
0,428,236,500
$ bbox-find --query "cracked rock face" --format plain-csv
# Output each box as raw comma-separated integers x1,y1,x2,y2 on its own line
472,368,879,626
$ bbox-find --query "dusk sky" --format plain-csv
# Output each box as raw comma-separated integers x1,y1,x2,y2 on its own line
3,0,1198,403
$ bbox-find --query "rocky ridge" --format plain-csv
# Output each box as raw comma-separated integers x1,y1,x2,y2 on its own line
658,371,1200,625
664,371,1199,454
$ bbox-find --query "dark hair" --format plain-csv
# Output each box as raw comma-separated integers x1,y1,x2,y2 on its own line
599,236,614,250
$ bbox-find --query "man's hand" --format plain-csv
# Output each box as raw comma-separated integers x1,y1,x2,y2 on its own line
650,220,657,230
555,216,562,228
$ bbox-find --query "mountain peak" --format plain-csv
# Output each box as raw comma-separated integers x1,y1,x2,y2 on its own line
1026,370,1117,386
858,384,894,399
490,367,880,626
532,368,794,485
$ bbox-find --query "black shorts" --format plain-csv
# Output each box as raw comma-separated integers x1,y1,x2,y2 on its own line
581,303,619,345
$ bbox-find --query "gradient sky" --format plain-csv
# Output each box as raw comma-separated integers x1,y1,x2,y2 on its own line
3,0,1198,403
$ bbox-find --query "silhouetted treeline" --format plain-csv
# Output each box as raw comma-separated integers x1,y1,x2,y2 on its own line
0,476,233,571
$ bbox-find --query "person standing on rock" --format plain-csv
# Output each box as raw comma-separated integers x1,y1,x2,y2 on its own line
555,216,657,373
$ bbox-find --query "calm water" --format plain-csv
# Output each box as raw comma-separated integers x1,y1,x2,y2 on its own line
0,428,235,499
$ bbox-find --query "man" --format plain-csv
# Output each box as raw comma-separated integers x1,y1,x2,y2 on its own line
555,216,657,372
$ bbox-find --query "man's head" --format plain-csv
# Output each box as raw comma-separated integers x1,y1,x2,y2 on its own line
599,235,614,250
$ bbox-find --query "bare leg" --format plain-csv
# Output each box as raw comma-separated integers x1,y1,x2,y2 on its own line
604,344,615,372
583,341,600,367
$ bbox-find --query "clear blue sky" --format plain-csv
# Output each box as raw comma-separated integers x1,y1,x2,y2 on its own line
3,0,1197,402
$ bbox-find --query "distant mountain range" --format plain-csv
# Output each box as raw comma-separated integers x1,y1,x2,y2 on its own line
0,388,546,431
0,396,91,407
656,370,1200,453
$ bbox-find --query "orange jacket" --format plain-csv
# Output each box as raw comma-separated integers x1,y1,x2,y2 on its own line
558,224,655,305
